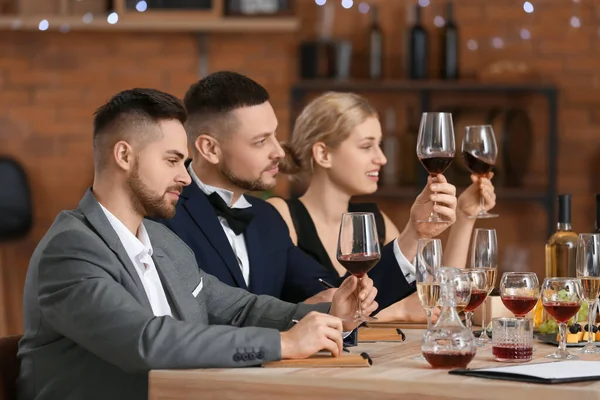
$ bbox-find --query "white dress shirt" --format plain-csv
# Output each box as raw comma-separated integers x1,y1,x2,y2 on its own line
99,204,173,317
188,165,253,287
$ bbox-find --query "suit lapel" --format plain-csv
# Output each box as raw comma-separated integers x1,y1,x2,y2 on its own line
77,189,152,310
152,248,198,321
245,208,266,294
180,183,248,290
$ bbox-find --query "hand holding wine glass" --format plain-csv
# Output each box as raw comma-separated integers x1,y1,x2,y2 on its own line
416,112,456,223
575,233,600,354
542,277,583,359
461,125,498,219
500,272,540,319
336,212,381,323
409,174,457,238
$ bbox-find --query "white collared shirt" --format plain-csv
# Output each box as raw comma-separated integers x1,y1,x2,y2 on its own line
188,164,252,287
99,204,173,317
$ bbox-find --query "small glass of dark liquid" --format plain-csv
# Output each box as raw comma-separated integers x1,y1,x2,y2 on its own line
416,112,455,223
500,272,540,318
461,125,498,219
336,212,381,323
491,317,534,363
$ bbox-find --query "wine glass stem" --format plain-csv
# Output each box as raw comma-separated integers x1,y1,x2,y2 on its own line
356,277,362,317
480,300,487,338
425,308,432,330
465,311,474,330
431,176,438,218
479,191,486,214
588,301,596,345
558,322,568,353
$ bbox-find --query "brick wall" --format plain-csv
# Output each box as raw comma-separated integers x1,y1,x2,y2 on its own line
0,0,598,333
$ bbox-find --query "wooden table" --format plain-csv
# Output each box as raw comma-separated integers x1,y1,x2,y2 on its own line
148,329,600,400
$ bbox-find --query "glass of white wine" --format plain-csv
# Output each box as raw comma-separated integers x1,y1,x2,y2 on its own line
414,238,442,361
576,233,600,354
470,228,498,345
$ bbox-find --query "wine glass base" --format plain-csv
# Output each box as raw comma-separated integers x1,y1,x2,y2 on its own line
341,314,378,323
416,216,448,224
412,354,426,361
578,344,600,354
546,351,578,360
468,212,499,219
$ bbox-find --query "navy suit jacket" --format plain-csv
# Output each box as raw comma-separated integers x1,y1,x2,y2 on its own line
158,181,415,310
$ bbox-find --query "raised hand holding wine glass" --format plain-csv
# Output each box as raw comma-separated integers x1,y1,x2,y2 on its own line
461,125,498,219
542,277,583,359
575,233,600,354
416,112,456,223
336,212,381,323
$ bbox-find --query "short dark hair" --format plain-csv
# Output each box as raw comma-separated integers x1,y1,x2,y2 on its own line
92,88,187,169
183,71,270,144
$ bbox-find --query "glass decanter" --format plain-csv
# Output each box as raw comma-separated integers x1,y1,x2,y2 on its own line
421,266,477,369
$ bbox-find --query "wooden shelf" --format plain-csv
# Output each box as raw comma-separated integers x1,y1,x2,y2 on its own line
0,15,299,32
293,79,556,93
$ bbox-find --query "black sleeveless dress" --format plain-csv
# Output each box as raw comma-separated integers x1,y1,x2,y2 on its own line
284,198,386,278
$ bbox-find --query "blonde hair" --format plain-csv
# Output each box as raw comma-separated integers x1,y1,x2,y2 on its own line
281,92,378,180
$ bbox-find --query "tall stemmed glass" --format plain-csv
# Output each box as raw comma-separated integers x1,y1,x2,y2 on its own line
500,272,540,318
461,125,498,219
461,269,487,334
542,277,583,359
576,233,600,354
416,112,455,223
336,212,381,323
470,228,498,345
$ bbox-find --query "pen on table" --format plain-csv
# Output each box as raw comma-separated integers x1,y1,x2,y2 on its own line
318,278,336,289
291,319,349,353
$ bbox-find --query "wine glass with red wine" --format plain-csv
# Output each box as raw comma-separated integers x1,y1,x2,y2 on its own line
461,125,498,219
336,212,381,322
416,112,456,223
541,277,583,359
500,272,540,319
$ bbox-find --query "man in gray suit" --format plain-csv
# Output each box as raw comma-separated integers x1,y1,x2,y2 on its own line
17,88,379,400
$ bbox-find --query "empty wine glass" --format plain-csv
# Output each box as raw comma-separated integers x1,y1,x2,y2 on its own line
500,272,540,319
470,228,498,345
461,125,498,219
575,233,600,354
416,112,455,223
541,277,583,359
454,271,473,316
336,212,381,323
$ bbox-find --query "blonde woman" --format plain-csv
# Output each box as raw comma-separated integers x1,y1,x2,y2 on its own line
268,92,496,322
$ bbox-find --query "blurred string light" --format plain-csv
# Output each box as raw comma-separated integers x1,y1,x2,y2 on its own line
82,12,93,23
38,19,49,31
523,1,534,13
358,2,369,14
59,24,70,33
433,15,445,27
467,39,478,51
570,16,581,28
418,0,430,7
107,12,119,24
136,1,148,12
341,0,353,9
520,28,531,40
492,37,504,49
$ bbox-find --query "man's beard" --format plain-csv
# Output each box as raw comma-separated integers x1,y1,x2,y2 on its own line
127,162,181,220
220,160,277,192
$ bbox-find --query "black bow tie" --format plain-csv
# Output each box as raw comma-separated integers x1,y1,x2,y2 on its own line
207,192,254,235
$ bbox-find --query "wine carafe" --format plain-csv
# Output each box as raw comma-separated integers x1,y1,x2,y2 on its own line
421,266,477,369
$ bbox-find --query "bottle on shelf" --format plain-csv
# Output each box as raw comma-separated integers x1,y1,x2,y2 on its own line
408,4,428,80
369,5,383,79
381,108,398,186
440,0,459,80
595,194,600,233
545,194,578,278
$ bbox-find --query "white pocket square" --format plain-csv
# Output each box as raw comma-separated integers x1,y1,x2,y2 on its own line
192,278,203,297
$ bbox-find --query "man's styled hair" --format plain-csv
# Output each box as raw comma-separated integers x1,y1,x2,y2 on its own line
93,88,187,169
183,71,270,145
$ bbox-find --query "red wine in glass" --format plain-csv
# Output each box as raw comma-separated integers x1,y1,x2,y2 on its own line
492,345,533,361
337,253,381,278
464,289,488,312
422,351,476,369
543,301,581,323
419,156,454,176
501,296,538,318
461,151,494,176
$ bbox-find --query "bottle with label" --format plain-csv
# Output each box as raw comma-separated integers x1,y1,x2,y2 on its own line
441,0,459,79
408,4,428,80
545,194,578,278
369,5,383,79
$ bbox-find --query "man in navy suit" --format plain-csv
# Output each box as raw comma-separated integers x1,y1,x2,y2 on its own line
159,71,456,311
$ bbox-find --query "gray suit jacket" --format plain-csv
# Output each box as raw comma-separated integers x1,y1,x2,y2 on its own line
17,190,329,400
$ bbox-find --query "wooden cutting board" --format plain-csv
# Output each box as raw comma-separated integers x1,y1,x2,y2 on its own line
262,352,372,368
358,327,406,342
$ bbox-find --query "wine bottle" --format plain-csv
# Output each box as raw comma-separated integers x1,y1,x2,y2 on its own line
382,108,398,186
369,5,383,79
441,1,459,79
545,194,578,278
409,5,428,80
595,194,600,233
